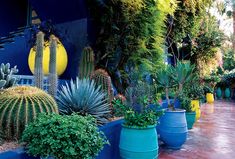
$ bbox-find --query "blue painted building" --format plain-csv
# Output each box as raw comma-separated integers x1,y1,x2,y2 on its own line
0,0,92,79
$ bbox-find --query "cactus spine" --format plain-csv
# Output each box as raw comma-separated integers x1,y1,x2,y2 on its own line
0,86,58,140
79,47,95,79
48,35,58,97
92,69,113,104
34,31,44,89
0,63,18,89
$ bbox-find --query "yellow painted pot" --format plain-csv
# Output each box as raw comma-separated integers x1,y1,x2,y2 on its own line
206,93,214,104
191,100,200,120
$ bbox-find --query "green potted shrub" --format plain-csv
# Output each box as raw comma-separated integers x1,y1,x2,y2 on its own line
156,61,194,149
22,113,108,159
204,85,214,103
113,81,163,159
179,96,196,129
185,77,204,120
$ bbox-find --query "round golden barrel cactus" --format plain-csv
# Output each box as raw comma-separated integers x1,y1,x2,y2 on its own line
0,86,58,140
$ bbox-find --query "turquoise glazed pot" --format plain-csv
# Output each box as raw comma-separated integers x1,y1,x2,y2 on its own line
224,88,231,98
119,125,158,159
185,112,196,129
159,109,188,149
216,87,222,99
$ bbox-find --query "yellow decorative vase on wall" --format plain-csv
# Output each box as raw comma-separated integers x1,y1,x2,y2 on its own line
191,100,200,120
206,93,214,104
28,41,68,76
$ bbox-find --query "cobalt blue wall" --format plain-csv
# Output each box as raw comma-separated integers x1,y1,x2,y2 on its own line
29,0,87,24
0,0,28,37
0,36,31,75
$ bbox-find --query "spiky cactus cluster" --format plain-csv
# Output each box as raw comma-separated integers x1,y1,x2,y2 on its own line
0,63,18,89
0,86,58,140
79,47,95,79
92,69,114,104
48,35,58,97
34,31,44,89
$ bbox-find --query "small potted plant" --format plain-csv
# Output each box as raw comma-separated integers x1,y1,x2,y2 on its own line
21,113,108,159
185,78,204,120
113,81,163,159
204,73,221,103
156,61,194,149
179,96,196,129
204,85,214,103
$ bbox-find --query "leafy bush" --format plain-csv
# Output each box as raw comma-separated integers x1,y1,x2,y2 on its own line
57,78,110,125
203,85,214,94
22,113,108,159
113,82,163,128
178,95,193,112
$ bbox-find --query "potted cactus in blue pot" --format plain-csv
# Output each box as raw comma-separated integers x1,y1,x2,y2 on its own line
113,81,163,159
156,61,194,149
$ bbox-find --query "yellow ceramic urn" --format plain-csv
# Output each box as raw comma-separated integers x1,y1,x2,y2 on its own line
191,99,200,120
206,93,214,104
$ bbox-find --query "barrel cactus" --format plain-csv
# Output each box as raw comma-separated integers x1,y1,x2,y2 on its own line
0,86,58,140
79,47,95,79
91,69,114,104
0,63,18,89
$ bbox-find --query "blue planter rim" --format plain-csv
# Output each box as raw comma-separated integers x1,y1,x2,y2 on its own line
122,124,157,130
165,109,186,113
186,111,196,115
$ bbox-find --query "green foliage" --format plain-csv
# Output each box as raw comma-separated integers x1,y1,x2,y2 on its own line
34,31,44,89
0,130,4,145
0,63,18,89
204,72,221,89
88,0,177,77
203,85,214,94
221,69,235,86
91,69,114,104
178,95,193,112
57,78,110,125
156,61,195,108
22,113,108,159
113,81,163,128
48,35,58,97
223,49,235,71
79,47,95,79
0,86,58,140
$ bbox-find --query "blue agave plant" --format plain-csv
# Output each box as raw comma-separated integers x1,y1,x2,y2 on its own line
56,78,111,125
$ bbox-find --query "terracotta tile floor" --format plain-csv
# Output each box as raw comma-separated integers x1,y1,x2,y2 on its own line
159,100,235,159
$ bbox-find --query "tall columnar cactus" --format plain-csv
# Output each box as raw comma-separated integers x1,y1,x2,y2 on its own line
34,31,44,89
0,86,58,140
48,35,58,97
79,47,95,79
91,69,114,104
0,63,18,89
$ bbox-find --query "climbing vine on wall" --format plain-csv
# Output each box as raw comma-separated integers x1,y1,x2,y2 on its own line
88,0,177,92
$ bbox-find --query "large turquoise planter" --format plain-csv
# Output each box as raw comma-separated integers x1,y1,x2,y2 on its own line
224,88,231,99
185,112,196,129
119,125,158,159
159,109,188,149
216,87,222,99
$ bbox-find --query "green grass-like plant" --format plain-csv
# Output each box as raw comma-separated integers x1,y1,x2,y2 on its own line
22,113,108,159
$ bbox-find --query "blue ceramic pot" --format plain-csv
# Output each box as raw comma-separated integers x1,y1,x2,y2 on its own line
159,109,188,149
216,87,222,99
119,125,158,159
224,88,231,98
185,112,196,129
